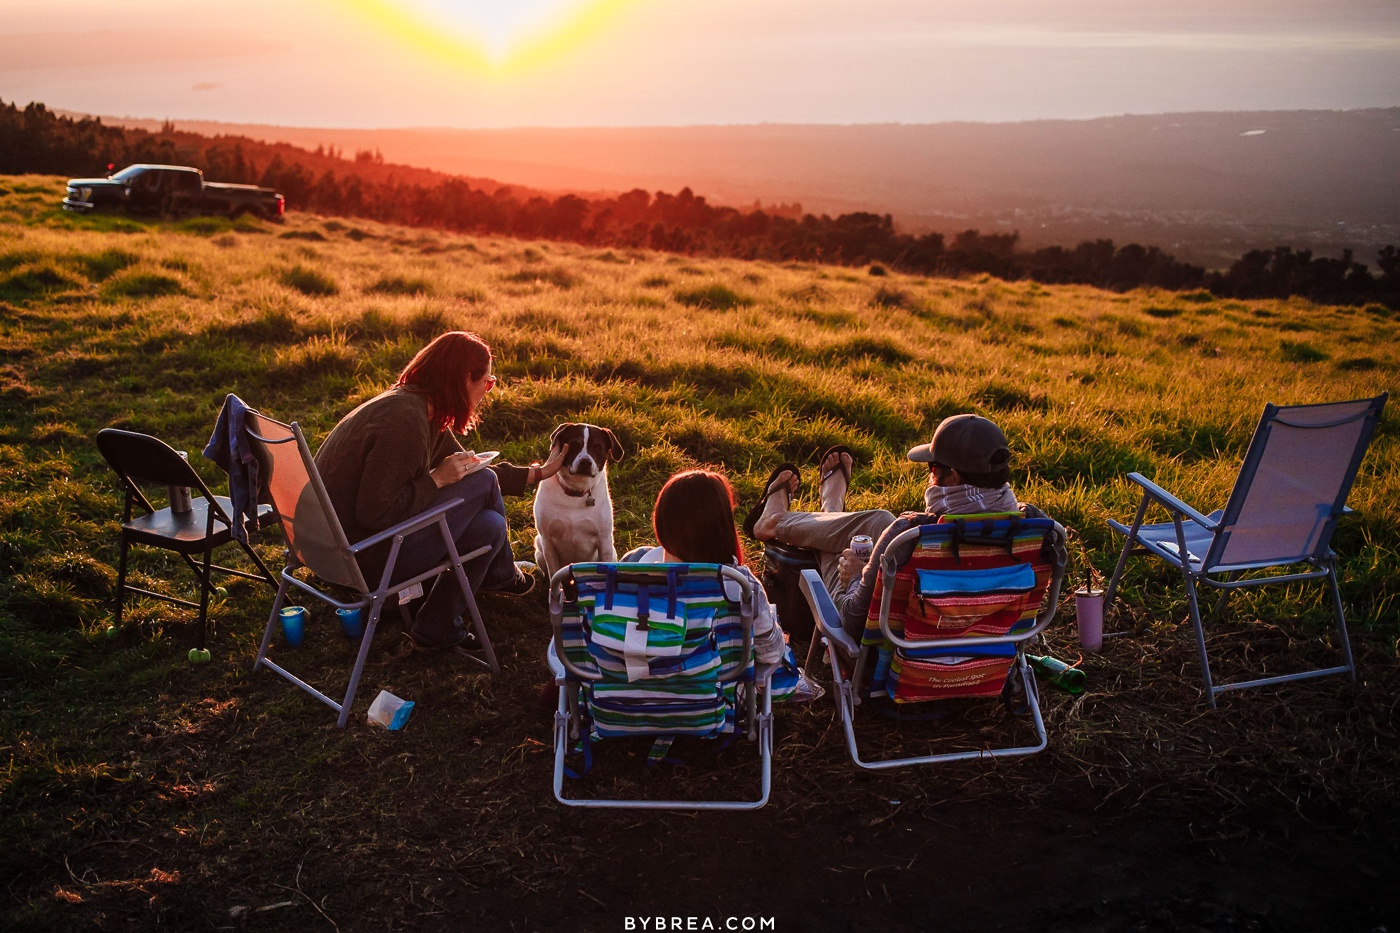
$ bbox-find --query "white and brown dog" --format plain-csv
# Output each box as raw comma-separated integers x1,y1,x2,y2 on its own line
533,422,625,579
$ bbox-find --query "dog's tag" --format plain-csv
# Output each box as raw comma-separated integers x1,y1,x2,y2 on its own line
585,492,595,507
397,582,424,602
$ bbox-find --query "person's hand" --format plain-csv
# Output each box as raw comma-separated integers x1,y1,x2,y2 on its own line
837,547,865,589
430,451,482,488
532,440,568,484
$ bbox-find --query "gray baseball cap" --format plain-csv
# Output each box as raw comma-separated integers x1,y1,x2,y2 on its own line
907,414,1010,474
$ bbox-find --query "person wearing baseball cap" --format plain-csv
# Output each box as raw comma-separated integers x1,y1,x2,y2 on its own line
905,413,1015,513
746,413,1029,639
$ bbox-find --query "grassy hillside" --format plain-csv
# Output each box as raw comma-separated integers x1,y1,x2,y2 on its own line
1,174,1397,931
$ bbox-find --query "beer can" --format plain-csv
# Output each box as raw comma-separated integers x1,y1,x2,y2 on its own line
850,534,874,561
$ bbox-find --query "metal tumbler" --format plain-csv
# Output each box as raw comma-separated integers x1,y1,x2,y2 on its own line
168,451,193,514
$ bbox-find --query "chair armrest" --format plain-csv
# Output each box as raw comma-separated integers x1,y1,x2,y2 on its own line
548,566,604,683
798,569,859,657
1126,473,1217,529
348,498,464,553
545,641,567,683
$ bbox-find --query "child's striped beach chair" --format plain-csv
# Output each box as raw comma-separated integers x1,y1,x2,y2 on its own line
547,562,776,810
801,513,1067,769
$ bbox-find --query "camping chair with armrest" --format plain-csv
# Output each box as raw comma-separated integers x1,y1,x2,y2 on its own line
1103,394,1387,708
547,561,775,810
96,428,278,655
242,409,499,728
800,513,1067,770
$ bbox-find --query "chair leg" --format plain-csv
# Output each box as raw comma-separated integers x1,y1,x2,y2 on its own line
453,563,499,674
1181,567,1217,709
1326,562,1357,682
254,578,291,670
1103,494,1149,615
114,536,131,627
194,542,214,651
1204,570,1245,623
237,538,279,591
337,595,383,729
1103,490,1148,613
803,629,823,672
553,686,573,805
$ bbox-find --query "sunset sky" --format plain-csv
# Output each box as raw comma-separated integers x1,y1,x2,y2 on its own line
3,0,1399,128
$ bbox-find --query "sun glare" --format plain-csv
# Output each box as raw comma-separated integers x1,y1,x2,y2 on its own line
336,0,638,73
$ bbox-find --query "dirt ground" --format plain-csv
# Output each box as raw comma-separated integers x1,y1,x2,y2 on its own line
16,689,1400,933
33,777,1400,932
7,589,1399,933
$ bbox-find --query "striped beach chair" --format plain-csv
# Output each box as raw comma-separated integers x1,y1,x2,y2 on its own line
801,513,1067,769
547,562,775,809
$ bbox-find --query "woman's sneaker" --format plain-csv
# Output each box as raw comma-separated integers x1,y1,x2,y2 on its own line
483,561,536,597
406,624,477,656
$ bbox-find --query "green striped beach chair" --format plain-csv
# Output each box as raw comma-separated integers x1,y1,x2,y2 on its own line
547,562,775,810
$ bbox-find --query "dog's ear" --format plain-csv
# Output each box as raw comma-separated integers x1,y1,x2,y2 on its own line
549,423,576,447
602,427,625,462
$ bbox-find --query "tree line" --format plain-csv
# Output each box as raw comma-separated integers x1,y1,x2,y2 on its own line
3,99,1396,308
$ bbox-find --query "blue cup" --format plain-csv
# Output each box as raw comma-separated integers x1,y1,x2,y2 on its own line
336,607,365,640
279,606,307,647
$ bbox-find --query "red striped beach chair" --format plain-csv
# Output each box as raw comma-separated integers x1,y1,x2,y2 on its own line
800,512,1067,769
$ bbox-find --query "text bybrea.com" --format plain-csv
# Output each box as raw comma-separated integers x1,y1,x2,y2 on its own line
624,918,776,932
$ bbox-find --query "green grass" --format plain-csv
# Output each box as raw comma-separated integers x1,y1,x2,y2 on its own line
279,263,339,296
1,175,1397,929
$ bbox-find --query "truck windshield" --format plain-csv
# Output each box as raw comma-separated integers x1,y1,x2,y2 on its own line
111,166,147,183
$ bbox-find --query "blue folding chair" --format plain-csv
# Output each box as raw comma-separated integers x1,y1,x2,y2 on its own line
1104,394,1387,707
547,562,775,810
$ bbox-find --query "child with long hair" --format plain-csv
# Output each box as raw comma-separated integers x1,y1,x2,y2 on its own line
634,469,786,665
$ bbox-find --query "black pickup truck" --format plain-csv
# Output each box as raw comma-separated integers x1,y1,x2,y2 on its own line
63,164,285,221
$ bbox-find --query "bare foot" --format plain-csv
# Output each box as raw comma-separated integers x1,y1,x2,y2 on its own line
820,449,853,512
752,469,799,541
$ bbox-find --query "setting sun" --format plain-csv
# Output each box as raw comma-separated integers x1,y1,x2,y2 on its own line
336,0,640,72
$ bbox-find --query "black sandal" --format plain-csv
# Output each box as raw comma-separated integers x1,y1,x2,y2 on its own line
818,444,854,489
741,463,802,540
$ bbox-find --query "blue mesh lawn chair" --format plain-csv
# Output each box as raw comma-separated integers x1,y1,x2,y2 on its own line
1103,394,1387,708
800,514,1067,770
547,562,775,810
243,410,499,728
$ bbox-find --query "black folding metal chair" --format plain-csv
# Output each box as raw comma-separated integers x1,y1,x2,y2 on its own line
96,428,278,655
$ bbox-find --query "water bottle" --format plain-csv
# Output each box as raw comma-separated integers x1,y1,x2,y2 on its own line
168,451,193,514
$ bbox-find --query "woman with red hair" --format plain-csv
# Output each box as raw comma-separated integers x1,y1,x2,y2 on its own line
316,331,565,651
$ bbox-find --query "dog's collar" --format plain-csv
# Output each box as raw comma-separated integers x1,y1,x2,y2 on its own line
555,472,596,507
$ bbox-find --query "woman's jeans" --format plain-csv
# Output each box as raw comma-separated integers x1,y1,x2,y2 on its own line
392,468,517,645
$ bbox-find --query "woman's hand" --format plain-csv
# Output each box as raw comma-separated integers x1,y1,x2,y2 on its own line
531,441,568,485
430,451,481,489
